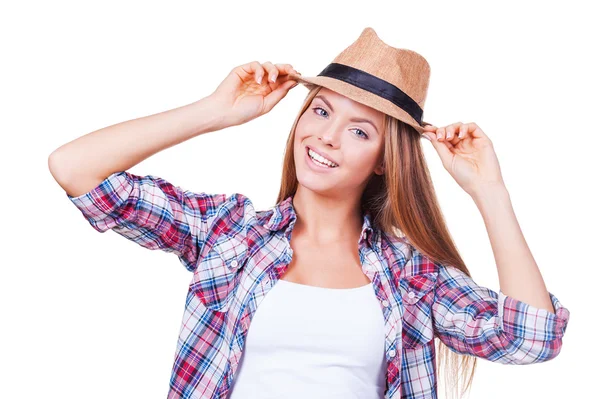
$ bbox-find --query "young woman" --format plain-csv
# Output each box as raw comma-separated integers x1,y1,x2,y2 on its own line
49,27,570,399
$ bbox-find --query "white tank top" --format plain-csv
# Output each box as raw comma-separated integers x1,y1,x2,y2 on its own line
228,278,388,399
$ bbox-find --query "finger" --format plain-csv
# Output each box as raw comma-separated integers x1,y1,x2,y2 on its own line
272,68,296,85
446,123,467,146
275,63,300,77
444,122,462,141
263,80,296,112
262,61,279,83
465,122,488,140
440,138,454,150
433,127,456,152
238,61,265,84
436,126,447,141
458,123,469,139
427,127,454,167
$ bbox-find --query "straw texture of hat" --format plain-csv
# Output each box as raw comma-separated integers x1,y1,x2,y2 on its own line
288,27,433,134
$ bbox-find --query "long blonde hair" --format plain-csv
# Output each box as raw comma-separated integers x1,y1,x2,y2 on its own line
275,86,477,399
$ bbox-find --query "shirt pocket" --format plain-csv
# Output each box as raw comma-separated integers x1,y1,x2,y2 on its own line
190,233,248,312
399,272,438,349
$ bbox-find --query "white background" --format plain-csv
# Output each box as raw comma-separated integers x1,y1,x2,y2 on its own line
2,1,597,398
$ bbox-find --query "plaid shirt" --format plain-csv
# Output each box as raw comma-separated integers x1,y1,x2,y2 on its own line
67,171,571,399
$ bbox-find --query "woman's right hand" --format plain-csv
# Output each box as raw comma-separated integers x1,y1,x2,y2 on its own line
208,61,301,128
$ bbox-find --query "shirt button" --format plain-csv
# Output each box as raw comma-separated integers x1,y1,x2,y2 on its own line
382,300,389,307
230,260,238,268
408,291,415,298
388,349,396,357
362,231,368,240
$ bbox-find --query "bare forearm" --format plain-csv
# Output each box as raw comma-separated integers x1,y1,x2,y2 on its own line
48,95,227,197
471,184,555,313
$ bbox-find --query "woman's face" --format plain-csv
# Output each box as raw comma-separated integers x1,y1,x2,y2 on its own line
294,87,386,197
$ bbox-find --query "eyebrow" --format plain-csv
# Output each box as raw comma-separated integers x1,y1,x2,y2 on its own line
315,95,380,135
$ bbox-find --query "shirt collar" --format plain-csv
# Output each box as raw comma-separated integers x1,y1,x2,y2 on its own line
265,194,382,254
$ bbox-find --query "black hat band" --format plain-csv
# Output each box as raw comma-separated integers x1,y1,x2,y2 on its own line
317,62,424,125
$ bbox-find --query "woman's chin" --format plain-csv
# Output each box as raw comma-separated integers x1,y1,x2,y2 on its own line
296,174,338,194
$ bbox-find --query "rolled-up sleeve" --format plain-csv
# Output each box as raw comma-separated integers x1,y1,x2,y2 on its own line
66,171,237,272
432,263,570,365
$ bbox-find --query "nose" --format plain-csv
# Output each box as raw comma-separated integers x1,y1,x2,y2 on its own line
319,123,342,147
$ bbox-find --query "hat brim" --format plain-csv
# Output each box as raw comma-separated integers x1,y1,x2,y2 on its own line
288,72,432,135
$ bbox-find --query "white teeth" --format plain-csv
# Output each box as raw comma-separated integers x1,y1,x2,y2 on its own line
308,148,338,167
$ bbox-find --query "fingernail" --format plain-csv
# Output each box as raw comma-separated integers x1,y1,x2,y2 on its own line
421,134,431,141
257,75,262,84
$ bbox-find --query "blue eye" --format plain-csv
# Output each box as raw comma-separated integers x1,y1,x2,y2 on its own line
313,106,328,117
352,128,368,139
312,107,369,139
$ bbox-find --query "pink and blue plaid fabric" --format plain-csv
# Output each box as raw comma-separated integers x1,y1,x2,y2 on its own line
67,171,571,399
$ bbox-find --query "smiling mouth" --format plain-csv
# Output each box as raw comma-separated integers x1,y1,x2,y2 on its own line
306,146,339,168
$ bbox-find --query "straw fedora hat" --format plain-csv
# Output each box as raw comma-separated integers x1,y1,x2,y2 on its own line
288,27,434,134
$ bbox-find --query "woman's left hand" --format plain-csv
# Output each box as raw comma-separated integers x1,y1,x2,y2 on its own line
421,122,505,197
